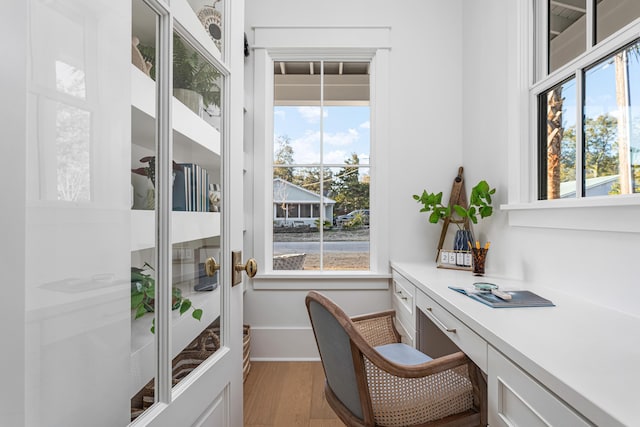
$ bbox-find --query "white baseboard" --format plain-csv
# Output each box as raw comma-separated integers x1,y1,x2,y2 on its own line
247,326,320,360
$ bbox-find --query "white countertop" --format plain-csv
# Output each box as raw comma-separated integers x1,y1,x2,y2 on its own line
391,261,640,427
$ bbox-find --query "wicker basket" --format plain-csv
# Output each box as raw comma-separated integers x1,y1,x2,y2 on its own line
243,324,251,382
131,321,221,421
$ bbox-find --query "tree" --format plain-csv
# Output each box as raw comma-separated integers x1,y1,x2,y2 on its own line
273,135,295,182
560,125,576,182
584,114,618,178
296,167,333,195
546,87,564,199
331,153,369,215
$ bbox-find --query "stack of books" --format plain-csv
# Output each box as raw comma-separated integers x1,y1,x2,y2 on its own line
173,163,212,212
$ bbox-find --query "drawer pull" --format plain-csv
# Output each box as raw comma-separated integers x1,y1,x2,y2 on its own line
395,290,408,300
424,307,456,333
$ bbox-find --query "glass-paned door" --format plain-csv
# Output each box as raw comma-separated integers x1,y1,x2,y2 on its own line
16,0,244,425
25,0,132,425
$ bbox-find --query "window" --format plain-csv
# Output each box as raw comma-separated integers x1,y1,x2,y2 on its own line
251,26,391,281
272,61,371,271
536,1,640,200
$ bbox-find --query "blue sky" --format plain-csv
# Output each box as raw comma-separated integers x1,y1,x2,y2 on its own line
273,105,370,165
562,48,640,134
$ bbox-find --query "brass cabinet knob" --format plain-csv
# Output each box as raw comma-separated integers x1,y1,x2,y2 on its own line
235,258,258,278
205,256,220,277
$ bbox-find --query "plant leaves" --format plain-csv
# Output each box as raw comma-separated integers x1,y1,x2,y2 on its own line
476,180,490,194
135,305,147,319
131,293,144,309
453,205,467,217
429,211,440,223
179,299,192,315
480,206,493,218
192,309,203,321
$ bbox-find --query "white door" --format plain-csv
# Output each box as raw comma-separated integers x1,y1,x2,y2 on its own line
1,0,247,426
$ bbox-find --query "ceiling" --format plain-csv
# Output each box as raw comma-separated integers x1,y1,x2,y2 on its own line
273,61,370,76
274,61,370,105
549,0,604,40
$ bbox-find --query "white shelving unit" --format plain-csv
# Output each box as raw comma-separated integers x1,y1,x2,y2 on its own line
130,65,221,171
129,10,223,398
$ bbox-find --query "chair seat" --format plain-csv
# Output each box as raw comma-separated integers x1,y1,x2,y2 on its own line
374,343,432,365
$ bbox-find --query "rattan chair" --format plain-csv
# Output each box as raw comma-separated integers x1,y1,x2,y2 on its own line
306,291,487,427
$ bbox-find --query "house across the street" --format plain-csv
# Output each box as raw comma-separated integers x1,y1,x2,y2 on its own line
273,178,336,227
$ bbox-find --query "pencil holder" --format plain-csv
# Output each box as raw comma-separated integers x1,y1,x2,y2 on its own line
471,247,488,276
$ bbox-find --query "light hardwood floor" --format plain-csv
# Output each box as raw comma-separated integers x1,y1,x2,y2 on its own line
243,361,345,427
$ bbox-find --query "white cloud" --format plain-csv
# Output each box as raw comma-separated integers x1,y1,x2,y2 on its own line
324,150,349,164
324,128,359,146
297,106,327,123
291,130,320,164
274,110,286,120
360,121,370,129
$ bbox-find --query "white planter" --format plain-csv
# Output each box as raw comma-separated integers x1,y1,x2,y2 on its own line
174,88,204,118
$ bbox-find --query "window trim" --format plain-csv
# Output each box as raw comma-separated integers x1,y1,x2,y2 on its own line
251,26,391,282
502,0,640,232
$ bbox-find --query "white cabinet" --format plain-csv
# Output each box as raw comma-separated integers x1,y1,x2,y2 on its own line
488,347,592,427
391,271,416,346
415,288,488,373
390,262,629,427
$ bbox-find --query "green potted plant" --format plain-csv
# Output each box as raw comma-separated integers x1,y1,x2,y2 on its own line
136,37,221,116
413,180,496,251
413,180,495,227
172,36,221,114
131,262,203,333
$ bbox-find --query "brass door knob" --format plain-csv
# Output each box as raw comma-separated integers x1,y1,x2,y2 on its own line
235,258,258,278
205,256,220,277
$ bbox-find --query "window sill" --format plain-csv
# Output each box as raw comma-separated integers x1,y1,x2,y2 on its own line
252,272,391,290
501,196,640,232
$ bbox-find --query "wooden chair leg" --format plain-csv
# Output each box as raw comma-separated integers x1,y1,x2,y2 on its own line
467,361,487,426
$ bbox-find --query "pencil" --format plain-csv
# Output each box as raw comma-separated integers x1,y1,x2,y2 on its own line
485,241,491,250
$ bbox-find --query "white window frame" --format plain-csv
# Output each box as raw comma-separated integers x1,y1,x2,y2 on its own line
502,0,640,232
251,26,391,286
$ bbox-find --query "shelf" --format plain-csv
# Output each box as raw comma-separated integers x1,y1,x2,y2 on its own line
130,285,221,396
131,210,221,251
131,66,221,172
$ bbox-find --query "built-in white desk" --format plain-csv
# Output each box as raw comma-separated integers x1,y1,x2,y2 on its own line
391,261,640,427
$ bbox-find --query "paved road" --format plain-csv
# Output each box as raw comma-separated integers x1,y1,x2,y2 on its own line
274,241,369,253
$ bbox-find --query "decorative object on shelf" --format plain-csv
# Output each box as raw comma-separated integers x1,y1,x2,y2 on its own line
197,0,223,51
413,166,496,272
131,156,187,211
208,183,220,212
132,37,221,118
131,262,203,333
173,35,221,117
131,36,153,77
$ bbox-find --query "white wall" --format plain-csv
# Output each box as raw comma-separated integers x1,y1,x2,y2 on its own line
243,0,464,359
461,0,640,317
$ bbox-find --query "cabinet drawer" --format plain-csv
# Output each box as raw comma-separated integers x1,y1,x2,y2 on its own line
416,290,487,372
488,346,592,427
394,315,415,347
391,272,415,330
